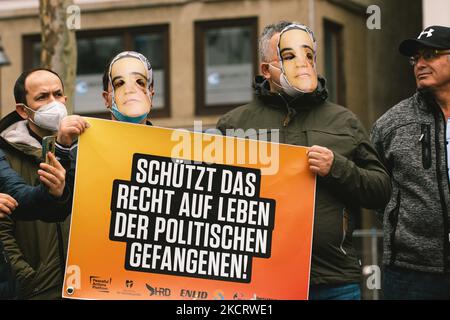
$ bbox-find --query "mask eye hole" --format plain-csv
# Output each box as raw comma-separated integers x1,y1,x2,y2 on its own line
136,78,147,88
281,53,294,61
113,80,124,89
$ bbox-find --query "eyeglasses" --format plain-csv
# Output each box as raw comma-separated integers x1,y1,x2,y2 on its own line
409,49,450,66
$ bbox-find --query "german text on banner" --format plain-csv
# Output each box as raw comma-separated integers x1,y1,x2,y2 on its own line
62,118,316,300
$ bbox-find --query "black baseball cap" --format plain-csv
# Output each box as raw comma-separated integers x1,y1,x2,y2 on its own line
399,25,450,56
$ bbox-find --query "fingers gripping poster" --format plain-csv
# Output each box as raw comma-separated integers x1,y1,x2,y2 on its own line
63,118,316,300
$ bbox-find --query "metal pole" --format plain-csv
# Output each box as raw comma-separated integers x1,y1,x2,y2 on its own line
353,229,383,300
371,228,379,300
309,0,315,30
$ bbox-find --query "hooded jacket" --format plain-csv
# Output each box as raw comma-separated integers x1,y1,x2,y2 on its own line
0,111,71,299
217,76,391,285
371,91,450,273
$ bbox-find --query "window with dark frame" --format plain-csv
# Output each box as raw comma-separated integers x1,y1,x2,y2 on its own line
22,25,170,118
324,19,346,106
195,17,258,116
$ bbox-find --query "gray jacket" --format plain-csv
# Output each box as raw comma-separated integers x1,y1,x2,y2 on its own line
371,91,450,273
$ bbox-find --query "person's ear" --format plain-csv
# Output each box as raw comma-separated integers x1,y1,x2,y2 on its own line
102,91,110,108
261,63,271,80
16,103,29,120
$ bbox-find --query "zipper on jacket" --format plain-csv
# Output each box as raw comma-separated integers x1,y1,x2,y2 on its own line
434,109,450,272
420,124,432,169
339,208,348,255
283,108,298,127
276,93,293,127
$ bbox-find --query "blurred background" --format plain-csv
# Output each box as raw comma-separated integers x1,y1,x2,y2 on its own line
0,0,449,299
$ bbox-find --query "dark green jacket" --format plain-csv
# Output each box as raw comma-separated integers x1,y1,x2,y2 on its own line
0,112,70,299
217,76,391,285
0,240,14,299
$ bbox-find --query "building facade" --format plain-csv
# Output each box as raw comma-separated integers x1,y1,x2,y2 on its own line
0,0,421,130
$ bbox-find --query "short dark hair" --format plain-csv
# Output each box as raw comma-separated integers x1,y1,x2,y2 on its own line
259,21,294,62
14,68,64,105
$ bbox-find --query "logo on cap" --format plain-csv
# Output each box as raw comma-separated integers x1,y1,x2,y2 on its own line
418,28,434,39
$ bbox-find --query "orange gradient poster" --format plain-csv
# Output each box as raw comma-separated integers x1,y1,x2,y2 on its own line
63,118,316,300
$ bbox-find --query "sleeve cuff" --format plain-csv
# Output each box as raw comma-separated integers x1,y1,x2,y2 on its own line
323,152,349,182
48,184,70,204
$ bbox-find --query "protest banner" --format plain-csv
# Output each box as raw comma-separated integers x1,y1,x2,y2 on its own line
63,118,315,300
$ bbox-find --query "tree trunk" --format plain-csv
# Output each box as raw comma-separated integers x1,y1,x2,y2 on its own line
39,0,77,114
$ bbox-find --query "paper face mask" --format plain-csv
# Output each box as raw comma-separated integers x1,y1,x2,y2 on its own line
109,52,153,123
278,26,318,95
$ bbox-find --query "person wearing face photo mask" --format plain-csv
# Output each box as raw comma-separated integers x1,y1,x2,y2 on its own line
100,52,154,126
104,51,154,125
53,51,153,197
53,51,153,214
55,51,154,160
0,68,73,299
217,22,391,300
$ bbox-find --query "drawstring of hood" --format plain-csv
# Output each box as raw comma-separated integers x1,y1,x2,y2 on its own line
276,93,296,127
283,106,297,127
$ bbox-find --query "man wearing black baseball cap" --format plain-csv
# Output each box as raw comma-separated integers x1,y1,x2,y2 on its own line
371,25,450,300
399,25,450,56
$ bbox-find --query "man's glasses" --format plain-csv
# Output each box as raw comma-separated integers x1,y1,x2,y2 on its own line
409,49,450,66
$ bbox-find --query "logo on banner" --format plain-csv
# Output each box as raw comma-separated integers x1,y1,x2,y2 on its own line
250,293,274,300
213,290,225,300
89,276,112,293
146,284,171,297
115,279,141,297
233,292,245,300
180,288,208,299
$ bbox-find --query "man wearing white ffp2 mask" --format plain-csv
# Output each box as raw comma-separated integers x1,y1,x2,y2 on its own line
19,100,67,132
15,69,68,135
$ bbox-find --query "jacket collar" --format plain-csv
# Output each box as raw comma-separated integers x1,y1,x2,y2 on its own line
0,111,42,158
254,75,328,111
416,89,442,114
